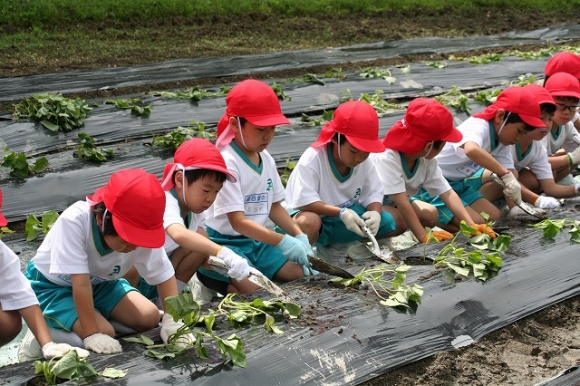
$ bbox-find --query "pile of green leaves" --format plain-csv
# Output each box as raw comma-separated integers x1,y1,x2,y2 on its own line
34,350,126,385
434,86,471,115
424,61,447,68
300,110,334,127
531,218,580,243
359,67,396,84
474,89,502,106
151,86,227,102
271,82,291,101
511,74,536,86
25,210,59,241
13,92,92,132
217,294,301,334
75,132,114,162
1,150,49,179
105,98,152,116
341,89,404,116
333,264,423,310
151,120,213,149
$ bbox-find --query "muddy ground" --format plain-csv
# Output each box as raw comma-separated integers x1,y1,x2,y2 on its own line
3,7,580,386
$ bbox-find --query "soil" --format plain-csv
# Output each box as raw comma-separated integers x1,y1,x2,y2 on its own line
4,7,580,386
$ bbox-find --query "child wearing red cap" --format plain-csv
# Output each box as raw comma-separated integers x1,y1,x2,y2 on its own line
540,72,580,185
201,79,312,289
0,189,89,362
372,98,495,243
285,100,403,247
22,169,194,357
544,52,580,132
415,87,545,226
511,84,580,209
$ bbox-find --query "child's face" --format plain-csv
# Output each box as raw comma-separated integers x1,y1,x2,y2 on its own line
526,111,553,141
494,112,528,145
333,140,370,168
235,120,276,153
104,235,137,253
552,96,579,126
180,174,224,214
421,141,445,160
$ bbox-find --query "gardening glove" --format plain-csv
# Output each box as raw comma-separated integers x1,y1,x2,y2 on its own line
534,195,561,209
422,230,454,243
568,145,580,165
339,208,366,238
160,313,196,348
471,224,497,239
277,234,309,266
500,172,523,205
295,234,314,256
217,246,250,281
362,211,381,236
83,333,122,354
42,342,90,359
302,265,320,276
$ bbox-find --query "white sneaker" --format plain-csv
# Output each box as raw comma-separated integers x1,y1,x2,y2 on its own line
18,328,42,362
188,273,216,305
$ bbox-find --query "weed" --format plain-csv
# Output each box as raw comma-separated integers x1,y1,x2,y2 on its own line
300,110,334,127
75,133,114,162
434,86,471,114
341,89,404,116
151,120,214,150
150,86,226,102
105,98,152,116
510,74,536,86
271,82,292,101
1,149,49,180
424,61,447,68
359,67,396,84
473,89,502,106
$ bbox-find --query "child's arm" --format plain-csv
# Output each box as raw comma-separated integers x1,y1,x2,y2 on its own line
166,224,223,262
70,274,100,337
540,179,578,198
439,190,476,226
296,201,341,217
391,193,428,242
157,277,195,347
269,201,304,236
19,305,51,347
463,142,511,175
228,211,285,246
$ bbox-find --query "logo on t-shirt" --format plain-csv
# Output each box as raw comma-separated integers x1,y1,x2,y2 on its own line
353,188,361,200
108,265,121,276
266,178,274,191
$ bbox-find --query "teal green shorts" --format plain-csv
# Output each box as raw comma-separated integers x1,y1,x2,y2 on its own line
24,261,136,331
412,168,485,225
199,227,288,282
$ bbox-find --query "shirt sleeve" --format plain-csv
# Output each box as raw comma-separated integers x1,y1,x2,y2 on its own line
134,248,175,286
0,242,38,311
212,161,245,219
373,151,407,196
422,158,452,197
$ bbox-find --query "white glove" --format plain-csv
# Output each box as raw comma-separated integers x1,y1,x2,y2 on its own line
568,146,580,165
217,246,250,281
160,313,196,348
295,234,314,257
339,208,366,237
361,211,381,236
534,195,561,209
83,333,122,354
500,172,522,204
302,265,320,276
42,342,90,359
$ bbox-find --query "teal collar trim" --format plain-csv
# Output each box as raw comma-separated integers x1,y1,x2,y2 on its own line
170,188,191,228
488,121,499,152
91,214,113,256
551,125,562,140
399,152,419,179
514,142,532,162
231,142,262,174
327,143,353,182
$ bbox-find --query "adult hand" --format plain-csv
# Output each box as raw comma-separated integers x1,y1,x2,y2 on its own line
362,211,381,236
534,195,561,209
160,313,196,347
83,333,122,354
41,342,90,359
339,208,366,237
471,224,496,239
217,246,250,281
277,235,308,266
500,172,522,205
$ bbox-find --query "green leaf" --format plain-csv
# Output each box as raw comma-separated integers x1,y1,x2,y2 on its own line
123,335,154,346
50,350,80,379
145,350,176,360
101,368,127,379
282,302,302,318
40,120,60,132
165,292,201,322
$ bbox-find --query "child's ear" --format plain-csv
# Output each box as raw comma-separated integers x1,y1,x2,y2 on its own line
229,116,240,132
494,109,507,125
174,170,183,187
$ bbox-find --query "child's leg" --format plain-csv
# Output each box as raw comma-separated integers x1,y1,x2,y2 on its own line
467,198,502,222
0,306,22,346
108,291,160,332
518,169,542,194
479,169,504,202
171,247,207,283
71,312,116,338
273,261,305,282
410,200,438,228
293,211,321,244
379,206,406,237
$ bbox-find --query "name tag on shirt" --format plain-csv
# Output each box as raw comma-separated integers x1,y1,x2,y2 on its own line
245,193,268,216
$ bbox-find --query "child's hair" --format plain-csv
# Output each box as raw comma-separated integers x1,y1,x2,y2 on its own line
236,117,247,127
92,202,118,237
540,103,557,115
504,112,535,132
173,169,227,186
433,140,444,149
332,132,348,145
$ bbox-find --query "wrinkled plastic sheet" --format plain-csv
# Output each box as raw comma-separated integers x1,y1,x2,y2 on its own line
0,24,577,102
1,209,580,385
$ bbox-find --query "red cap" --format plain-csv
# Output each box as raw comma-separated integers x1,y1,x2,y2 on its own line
544,72,580,99
544,52,580,78
88,169,166,248
473,87,546,128
161,138,235,190
0,190,8,227
384,98,462,153
311,101,385,152
523,84,556,107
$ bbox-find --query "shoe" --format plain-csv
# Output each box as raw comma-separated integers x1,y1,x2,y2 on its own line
188,273,216,306
18,328,42,362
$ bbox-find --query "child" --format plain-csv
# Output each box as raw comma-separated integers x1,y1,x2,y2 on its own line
23,169,194,356
0,189,89,362
540,72,580,185
414,86,546,226
199,79,312,292
285,100,404,247
513,84,580,207
372,98,495,243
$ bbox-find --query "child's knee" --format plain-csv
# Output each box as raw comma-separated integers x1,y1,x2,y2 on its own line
295,212,321,243
0,311,22,342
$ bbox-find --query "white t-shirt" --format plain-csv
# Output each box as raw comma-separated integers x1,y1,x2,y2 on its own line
206,143,285,236
371,149,451,198
541,122,578,155
436,116,514,181
163,190,206,256
0,241,38,311
512,142,553,180
32,201,174,287
285,144,382,211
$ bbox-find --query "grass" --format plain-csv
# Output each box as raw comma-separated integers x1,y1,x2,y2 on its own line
1,0,579,28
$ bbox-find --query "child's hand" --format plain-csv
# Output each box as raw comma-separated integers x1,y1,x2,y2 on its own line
42,342,90,359
295,234,314,256
362,211,381,235
217,246,251,280
277,235,309,266
500,172,522,204
534,195,561,209
339,208,366,237
160,313,196,347
83,333,122,354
